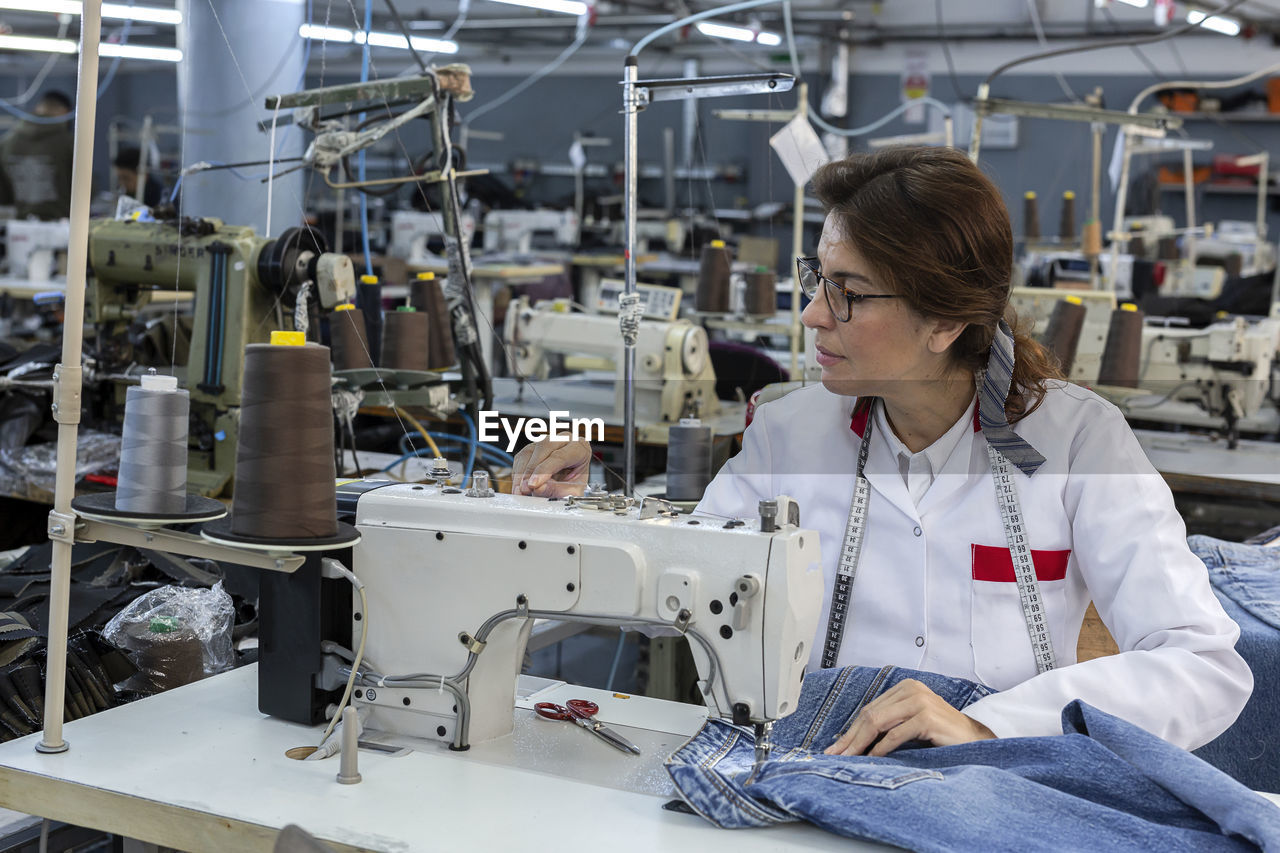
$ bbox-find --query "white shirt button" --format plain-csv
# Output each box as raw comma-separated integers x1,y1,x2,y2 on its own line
913,526,922,537
915,636,925,647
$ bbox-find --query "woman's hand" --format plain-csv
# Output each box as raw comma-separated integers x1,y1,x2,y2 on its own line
824,679,995,757
511,439,592,497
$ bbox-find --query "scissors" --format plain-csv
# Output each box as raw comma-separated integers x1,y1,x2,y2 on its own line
534,699,641,755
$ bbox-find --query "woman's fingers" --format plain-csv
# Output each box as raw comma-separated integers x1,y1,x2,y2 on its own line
512,440,592,496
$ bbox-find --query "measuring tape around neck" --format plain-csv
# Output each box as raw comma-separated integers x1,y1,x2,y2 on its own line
820,398,1057,674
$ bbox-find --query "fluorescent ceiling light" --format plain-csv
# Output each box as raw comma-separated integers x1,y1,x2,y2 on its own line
0,32,75,53
1187,10,1241,35
298,23,458,54
299,24,354,43
100,42,180,61
102,3,180,25
0,30,178,60
1114,0,1149,7
696,20,782,46
484,0,588,16
0,1,181,25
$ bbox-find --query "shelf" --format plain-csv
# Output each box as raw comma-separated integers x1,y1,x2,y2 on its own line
1158,182,1280,196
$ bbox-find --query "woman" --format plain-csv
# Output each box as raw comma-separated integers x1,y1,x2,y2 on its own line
512,146,1251,757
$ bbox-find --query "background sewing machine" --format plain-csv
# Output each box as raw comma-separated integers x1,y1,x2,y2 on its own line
501,295,725,440
4,219,70,282
388,209,476,263
86,217,354,495
1109,316,1280,441
482,208,579,254
259,481,823,754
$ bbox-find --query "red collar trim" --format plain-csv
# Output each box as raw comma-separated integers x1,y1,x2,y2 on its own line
849,397,982,439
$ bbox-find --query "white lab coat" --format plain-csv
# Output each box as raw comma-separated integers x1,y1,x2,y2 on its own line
697,380,1252,750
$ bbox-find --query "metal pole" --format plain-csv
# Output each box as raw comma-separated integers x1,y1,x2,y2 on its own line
1090,122,1103,289
623,56,640,495
1183,147,1197,266
663,127,675,217
968,84,989,164
1108,129,1134,293
789,83,807,381
39,0,102,755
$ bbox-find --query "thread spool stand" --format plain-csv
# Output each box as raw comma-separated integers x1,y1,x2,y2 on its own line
70,371,225,529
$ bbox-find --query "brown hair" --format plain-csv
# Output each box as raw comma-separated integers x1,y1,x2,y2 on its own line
811,146,1062,422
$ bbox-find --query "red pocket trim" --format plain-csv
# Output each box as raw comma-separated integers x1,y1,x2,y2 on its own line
971,544,1070,583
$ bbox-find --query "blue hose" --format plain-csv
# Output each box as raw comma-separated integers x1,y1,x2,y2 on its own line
358,0,373,278
398,431,515,465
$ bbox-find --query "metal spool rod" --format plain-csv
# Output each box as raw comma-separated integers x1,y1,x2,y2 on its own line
41,0,103,755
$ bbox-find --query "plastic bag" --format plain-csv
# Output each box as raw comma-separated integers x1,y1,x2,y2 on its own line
102,582,234,695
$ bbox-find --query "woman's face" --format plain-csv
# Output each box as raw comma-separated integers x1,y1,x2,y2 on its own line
801,215,961,399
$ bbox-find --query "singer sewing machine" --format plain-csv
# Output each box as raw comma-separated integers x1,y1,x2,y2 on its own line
259,480,824,755
482,208,579,254
503,296,720,428
86,217,355,495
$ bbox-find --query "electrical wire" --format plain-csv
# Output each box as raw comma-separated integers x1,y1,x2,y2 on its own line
776,5,952,137
397,431,515,465
982,0,1250,89
1024,0,1081,103
934,0,965,101
464,12,592,127
393,405,442,458
317,562,368,749
0,11,133,124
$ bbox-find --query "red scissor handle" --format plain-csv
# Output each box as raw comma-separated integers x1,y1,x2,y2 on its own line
534,699,600,721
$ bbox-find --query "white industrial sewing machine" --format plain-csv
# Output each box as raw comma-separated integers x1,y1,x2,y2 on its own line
482,208,579,254
504,295,721,425
258,482,824,759
1112,316,1280,439
5,218,70,281
388,209,477,262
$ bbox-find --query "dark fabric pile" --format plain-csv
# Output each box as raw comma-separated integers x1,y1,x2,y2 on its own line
0,540,257,741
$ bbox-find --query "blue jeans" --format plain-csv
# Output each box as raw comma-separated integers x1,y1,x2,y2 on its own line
665,665,1280,852
1187,535,1280,792
1190,535,1280,630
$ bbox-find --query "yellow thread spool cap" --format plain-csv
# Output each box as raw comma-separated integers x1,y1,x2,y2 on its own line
1120,303,1138,312
1063,191,1075,199
710,239,726,248
1024,191,1036,199
335,303,356,312
1216,310,1230,319
359,274,379,285
416,271,435,281
270,331,307,346
1065,295,1083,305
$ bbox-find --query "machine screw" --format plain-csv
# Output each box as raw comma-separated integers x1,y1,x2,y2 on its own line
49,524,65,536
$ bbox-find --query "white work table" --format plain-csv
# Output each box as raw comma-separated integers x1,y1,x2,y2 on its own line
0,665,862,852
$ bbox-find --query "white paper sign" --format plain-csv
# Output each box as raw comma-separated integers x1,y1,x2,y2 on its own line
770,115,829,186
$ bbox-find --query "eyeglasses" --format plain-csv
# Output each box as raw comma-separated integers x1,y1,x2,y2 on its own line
796,256,898,323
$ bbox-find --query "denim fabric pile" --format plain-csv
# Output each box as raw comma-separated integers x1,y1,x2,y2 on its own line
1190,534,1280,793
666,665,1280,852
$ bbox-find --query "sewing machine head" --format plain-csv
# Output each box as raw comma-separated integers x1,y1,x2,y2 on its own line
504,296,720,425
482,208,579,254
339,482,823,747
